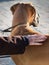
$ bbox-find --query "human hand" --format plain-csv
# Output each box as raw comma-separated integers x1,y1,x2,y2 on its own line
27,34,47,45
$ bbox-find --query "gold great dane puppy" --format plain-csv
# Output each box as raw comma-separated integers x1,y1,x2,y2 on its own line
10,3,49,65
10,3,39,37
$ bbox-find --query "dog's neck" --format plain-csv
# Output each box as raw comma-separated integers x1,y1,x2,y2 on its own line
13,22,29,29
11,22,34,36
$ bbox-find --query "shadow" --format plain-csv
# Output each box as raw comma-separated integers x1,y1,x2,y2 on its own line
0,36,49,55
0,37,25,55
0,0,14,2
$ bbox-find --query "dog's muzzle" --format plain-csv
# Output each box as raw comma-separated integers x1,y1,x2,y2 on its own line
30,14,39,27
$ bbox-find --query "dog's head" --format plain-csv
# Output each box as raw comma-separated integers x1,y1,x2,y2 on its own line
10,3,39,27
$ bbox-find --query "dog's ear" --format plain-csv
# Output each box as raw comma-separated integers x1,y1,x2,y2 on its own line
26,4,38,27
30,5,37,27
10,3,20,15
30,5,39,27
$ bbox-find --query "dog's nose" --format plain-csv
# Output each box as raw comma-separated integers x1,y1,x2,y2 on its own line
30,17,39,27
30,22,38,27
32,23,37,27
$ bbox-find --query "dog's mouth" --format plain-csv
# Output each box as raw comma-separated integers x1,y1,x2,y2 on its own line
30,22,38,27
30,18,39,27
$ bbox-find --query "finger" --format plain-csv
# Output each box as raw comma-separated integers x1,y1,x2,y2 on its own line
44,34,49,37
29,42,42,45
0,37,8,42
14,36,22,40
33,36,47,42
27,34,47,39
8,36,14,43
27,35,47,43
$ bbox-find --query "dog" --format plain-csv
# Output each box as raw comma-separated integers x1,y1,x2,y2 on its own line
10,3,43,65
10,3,39,37
10,3,49,65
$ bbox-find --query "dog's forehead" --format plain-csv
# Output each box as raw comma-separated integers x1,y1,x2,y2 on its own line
21,3,32,7
12,3,34,10
14,3,33,7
